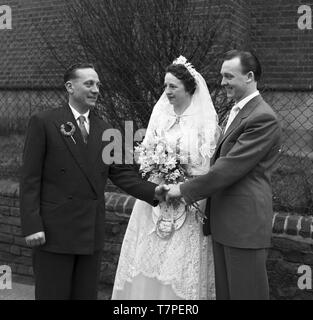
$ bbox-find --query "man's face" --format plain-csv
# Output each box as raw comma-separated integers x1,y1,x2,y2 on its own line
220,57,249,103
68,68,100,109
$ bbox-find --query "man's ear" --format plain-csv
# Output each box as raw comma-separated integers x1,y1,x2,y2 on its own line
246,71,255,83
65,81,74,94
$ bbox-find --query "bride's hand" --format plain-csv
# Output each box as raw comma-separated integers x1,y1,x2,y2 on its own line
154,184,170,202
165,184,182,203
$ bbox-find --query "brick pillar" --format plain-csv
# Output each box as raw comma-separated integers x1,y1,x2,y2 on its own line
197,0,251,48
228,0,251,47
250,0,313,89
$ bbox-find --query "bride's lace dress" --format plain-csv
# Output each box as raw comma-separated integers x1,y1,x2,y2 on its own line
112,116,216,300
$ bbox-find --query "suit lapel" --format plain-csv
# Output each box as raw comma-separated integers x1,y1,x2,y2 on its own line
53,105,98,194
87,111,109,166
213,95,264,161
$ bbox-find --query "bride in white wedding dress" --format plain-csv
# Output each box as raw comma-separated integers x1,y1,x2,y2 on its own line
112,56,220,300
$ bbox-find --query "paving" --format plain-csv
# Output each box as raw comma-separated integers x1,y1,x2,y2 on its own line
0,280,112,300
0,281,34,300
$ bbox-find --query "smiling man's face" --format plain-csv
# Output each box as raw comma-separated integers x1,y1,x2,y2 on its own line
68,68,100,110
220,57,250,103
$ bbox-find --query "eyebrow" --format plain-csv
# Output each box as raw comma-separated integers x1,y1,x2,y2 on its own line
84,80,101,84
221,72,233,76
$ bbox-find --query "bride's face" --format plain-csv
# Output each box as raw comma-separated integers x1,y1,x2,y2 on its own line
164,73,190,108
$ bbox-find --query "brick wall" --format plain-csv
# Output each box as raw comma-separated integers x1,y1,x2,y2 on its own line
1,180,313,299
250,0,313,90
195,0,250,47
2,1,312,90
0,180,32,278
228,0,251,47
0,0,68,88
0,0,252,90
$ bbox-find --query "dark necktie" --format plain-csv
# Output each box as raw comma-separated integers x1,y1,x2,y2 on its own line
78,115,88,144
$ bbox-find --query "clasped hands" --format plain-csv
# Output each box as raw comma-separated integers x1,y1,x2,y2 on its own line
154,183,183,204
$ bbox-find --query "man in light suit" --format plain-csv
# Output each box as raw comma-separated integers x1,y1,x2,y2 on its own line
166,50,282,300
20,63,166,300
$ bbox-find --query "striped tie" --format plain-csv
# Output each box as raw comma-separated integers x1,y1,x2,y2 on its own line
78,115,88,144
220,112,230,134
224,105,240,134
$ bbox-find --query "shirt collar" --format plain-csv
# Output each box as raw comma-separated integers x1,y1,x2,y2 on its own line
69,104,90,123
165,101,197,131
233,90,260,111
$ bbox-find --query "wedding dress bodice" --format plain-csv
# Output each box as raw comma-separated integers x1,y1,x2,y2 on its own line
162,117,211,176
145,101,214,177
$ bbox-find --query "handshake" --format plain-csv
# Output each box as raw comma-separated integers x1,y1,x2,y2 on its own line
154,184,183,203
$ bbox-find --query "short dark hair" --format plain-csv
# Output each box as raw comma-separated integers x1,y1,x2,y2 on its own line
63,62,96,83
223,50,262,81
165,63,197,95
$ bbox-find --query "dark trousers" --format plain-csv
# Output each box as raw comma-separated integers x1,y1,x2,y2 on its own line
212,240,269,300
32,249,102,300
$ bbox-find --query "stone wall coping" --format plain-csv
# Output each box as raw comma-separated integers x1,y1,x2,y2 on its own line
0,180,19,197
0,180,312,242
272,212,313,241
104,192,135,217
106,194,313,243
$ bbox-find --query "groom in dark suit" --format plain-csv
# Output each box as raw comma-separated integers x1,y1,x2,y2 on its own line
20,63,165,300
167,50,282,300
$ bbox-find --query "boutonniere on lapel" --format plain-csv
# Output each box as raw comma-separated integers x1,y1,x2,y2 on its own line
60,122,76,144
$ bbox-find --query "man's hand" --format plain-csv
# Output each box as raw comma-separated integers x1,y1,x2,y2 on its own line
154,184,170,202
166,184,182,202
25,232,46,247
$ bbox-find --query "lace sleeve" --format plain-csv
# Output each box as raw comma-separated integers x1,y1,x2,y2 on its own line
199,122,221,160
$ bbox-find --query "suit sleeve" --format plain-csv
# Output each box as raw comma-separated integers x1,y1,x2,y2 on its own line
20,115,46,236
108,164,158,206
180,112,281,203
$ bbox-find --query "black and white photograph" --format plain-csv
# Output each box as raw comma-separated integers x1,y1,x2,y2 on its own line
0,0,312,303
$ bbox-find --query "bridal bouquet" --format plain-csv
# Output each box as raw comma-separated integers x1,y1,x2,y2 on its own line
135,131,206,239
134,132,188,186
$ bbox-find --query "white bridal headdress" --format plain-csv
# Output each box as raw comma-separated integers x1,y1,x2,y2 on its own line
172,55,198,79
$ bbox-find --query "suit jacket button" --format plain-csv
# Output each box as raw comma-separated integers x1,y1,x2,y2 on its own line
61,168,66,174
68,196,73,200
